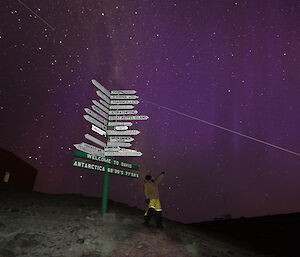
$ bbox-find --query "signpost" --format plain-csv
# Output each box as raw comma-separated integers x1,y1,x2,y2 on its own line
72,79,148,214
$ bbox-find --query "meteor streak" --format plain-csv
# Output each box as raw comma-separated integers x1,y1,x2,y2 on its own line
17,0,55,31
143,99,300,157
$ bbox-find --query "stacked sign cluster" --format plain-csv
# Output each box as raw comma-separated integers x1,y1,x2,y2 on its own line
72,79,149,179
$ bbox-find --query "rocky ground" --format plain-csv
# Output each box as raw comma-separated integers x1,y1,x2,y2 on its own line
0,189,267,257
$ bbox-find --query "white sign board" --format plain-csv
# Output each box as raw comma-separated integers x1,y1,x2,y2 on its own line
84,108,107,124
92,100,109,113
110,100,139,105
85,134,106,148
84,115,106,131
111,90,136,95
100,100,110,109
91,124,106,137
109,115,149,121
108,136,134,142
109,105,134,110
92,80,110,96
108,110,138,115
92,105,109,119
108,122,133,127
110,95,139,100
107,130,140,136
105,150,142,157
114,126,128,131
107,142,132,147
74,142,104,156
97,91,110,103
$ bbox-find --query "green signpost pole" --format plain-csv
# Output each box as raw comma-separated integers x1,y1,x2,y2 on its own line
101,163,109,213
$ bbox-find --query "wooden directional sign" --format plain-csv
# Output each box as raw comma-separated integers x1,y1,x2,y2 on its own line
97,91,110,103
92,80,110,96
85,134,106,148
107,130,140,136
107,141,132,147
110,100,139,105
74,142,104,156
74,150,139,170
92,100,109,113
108,122,133,127
110,95,139,100
72,160,139,178
84,115,106,131
109,115,148,121
91,124,106,137
109,136,134,142
84,108,107,125
111,90,136,95
109,105,134,110
109,110,138,115
92,105,109,119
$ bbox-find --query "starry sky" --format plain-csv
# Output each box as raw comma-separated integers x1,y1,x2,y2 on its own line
1,0,300,223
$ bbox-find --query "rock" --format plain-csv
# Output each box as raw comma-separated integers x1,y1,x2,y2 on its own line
76,239,85,244
81,252,103,257
90,210,98,215
0,248,15,257
85,216,95,221
6,233,40,249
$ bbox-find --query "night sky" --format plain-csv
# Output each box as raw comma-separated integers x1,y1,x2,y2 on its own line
1,0,299,223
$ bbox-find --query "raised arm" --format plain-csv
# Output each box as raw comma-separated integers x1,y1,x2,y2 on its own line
154,172,164,185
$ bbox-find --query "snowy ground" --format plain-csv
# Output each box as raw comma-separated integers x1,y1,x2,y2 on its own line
0,189,266,257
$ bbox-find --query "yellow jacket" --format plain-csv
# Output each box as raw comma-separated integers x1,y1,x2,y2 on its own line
144,174,164,199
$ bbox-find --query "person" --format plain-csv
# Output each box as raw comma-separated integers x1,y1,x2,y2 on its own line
143,171,165,228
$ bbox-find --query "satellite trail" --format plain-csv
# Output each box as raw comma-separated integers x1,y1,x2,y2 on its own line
17,0,55,31
143,99,300,157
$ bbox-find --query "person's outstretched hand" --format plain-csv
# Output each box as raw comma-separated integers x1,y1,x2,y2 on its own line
161,171,165,175
146,198,150,204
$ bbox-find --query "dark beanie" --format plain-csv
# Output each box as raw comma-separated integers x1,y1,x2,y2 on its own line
145,175,152,180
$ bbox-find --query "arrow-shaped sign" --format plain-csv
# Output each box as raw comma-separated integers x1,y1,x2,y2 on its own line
108,110,138,115
74,142,104,156
85,134,106,148
108,122,133,127
114,126,128,131
97,91,110,103
109,115,149,121
84,115,106,131
107,141,132,147
109,105,134,110
100,100,110,109
91,105,109,119
107,130,140,136
111,90,137,95
92,100,109,113
110,95,139,100
109,136,135,142
104,149,142,157
91,124,106,137
84,108,107,125
110,100,139,105
92,80,110,97
105,147,121,152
